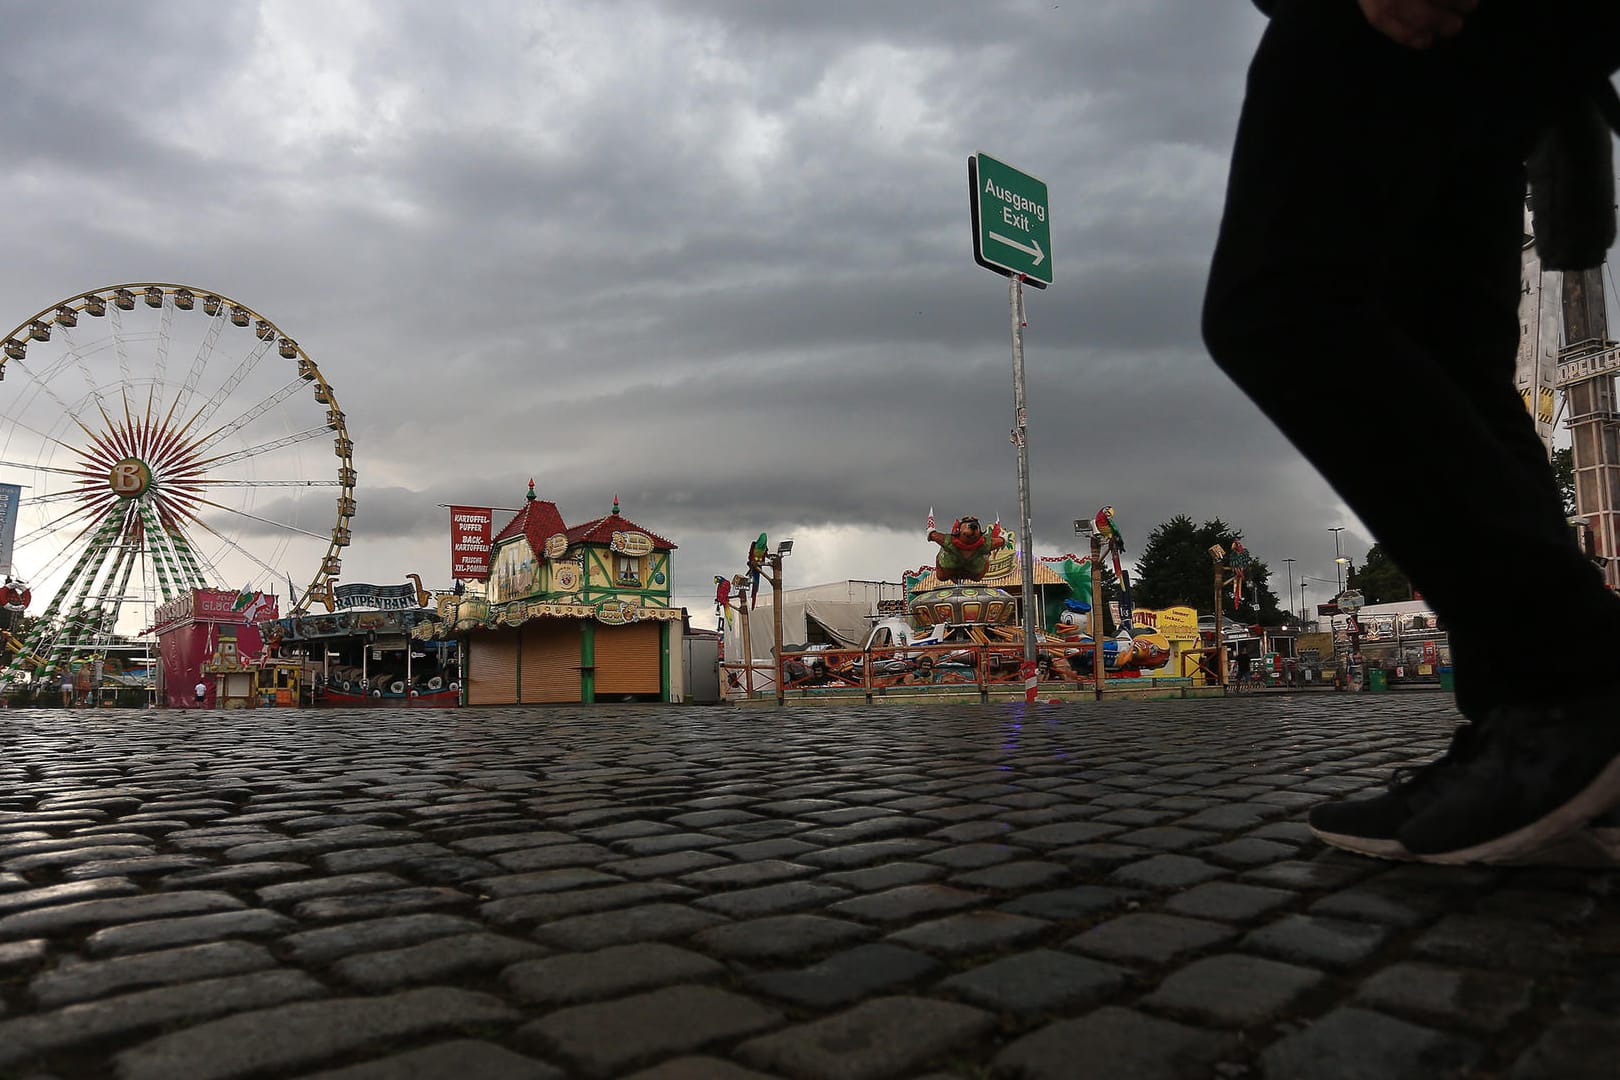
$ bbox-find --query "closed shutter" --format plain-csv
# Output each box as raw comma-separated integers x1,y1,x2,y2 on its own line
594,621,662,695
467,630,518,704
521,619,580,703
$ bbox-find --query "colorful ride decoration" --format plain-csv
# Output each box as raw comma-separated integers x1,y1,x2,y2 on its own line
911,584,1017,629
0,578,29,634
925,512,1007,583
1056,602,1174,677
746,533,768,607
1227,541,1252,605
2,578,43,667
713,575,732,630
776,504,1202,693
1094,505,1137,631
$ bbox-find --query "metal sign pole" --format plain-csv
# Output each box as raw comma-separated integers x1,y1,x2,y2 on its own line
1010,274,1037,663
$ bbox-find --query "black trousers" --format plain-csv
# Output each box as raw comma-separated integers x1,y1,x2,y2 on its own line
1203,0,1620,716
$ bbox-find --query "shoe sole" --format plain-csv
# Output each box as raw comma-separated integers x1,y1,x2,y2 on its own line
1407,751,1620,866
1312,824,1620,866
1306,827,1412,861
1504,827,1620,868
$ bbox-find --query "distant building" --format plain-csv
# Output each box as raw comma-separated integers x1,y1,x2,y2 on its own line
456,483,683,704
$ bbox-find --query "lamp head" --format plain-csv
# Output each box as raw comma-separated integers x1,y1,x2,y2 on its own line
777,538,794,556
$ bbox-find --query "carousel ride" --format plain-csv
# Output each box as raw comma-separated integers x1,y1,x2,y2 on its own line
775,507,1173,692
0,284,355,696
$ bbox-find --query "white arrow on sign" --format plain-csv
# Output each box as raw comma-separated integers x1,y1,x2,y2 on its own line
988,231,1044,266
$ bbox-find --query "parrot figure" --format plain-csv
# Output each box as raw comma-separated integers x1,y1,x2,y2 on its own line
1095,506,1124,552
1093,506,1137,632
747,533,768,609
714,575,733,630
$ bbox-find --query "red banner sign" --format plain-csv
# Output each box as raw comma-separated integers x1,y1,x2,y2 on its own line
155,588,280,629
450,506,493,580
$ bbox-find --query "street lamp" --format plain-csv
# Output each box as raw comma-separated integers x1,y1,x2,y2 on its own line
753,539,794,707
1282,557,1296,624
1300,580,1310,626
1328,527,1346,592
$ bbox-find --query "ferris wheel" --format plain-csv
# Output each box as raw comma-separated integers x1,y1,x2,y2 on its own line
0,283,355,687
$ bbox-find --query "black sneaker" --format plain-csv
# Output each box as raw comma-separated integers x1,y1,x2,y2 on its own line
1396,697,1620,865
1307,724,1485,859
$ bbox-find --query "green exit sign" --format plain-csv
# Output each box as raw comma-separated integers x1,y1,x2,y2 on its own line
969,152,1053,288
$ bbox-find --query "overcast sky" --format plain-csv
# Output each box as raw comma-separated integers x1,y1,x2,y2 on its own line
1,1,1603,629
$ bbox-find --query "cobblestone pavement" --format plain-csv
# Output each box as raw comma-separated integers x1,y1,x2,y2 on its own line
0,696,1616,1079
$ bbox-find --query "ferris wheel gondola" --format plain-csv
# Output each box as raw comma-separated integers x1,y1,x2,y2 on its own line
0,283,356,690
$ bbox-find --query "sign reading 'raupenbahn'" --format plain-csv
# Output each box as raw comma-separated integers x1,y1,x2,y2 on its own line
969,152,1053,288
333,582,422,610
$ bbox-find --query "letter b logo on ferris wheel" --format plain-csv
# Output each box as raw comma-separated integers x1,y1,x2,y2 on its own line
108,458,152,498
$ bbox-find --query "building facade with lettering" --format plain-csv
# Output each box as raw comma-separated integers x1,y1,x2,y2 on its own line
152,588,277,709
452,483,683,705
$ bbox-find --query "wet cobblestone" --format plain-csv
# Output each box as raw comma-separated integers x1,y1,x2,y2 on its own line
0,696,1612,1076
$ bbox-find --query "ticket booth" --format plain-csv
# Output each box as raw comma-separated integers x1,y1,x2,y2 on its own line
202,624,258,709
258,661,301,707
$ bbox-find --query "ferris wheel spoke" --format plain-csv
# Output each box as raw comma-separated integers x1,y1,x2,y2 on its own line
195,479,343,488
10,506,110,586
111,303,133,390
13,490,113,544
10,491,113,535
11,494,99,523
0,456,102,478
193,377,312,457
186,494,338,543
115,387,141,462
51,324,113,408
6,333,115,448
190,333,275,435
167,308,227,430
154,296,173,388
184,510,306,585
196,425,339,472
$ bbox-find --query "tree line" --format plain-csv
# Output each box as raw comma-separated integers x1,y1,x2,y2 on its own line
1123,515,1414,627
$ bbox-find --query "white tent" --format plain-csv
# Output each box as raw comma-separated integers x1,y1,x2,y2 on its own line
723,580,902,661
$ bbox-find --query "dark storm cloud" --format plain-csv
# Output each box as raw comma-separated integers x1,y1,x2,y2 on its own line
0,0,1407,605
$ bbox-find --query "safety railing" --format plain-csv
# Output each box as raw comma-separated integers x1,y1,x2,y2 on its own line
724,640,1213,704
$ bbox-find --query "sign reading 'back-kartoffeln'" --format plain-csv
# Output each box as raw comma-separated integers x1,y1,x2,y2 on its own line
969,152,1053,288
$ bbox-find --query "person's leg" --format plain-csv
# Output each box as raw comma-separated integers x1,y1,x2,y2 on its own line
1204,0,1620,862
1204,0,1620,715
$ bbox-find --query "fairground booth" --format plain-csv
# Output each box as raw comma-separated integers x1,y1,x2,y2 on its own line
434,484,685,704
263,576,460,707
153,588,278,708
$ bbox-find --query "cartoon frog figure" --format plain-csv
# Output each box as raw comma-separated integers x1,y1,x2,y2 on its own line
927,516,1006,582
